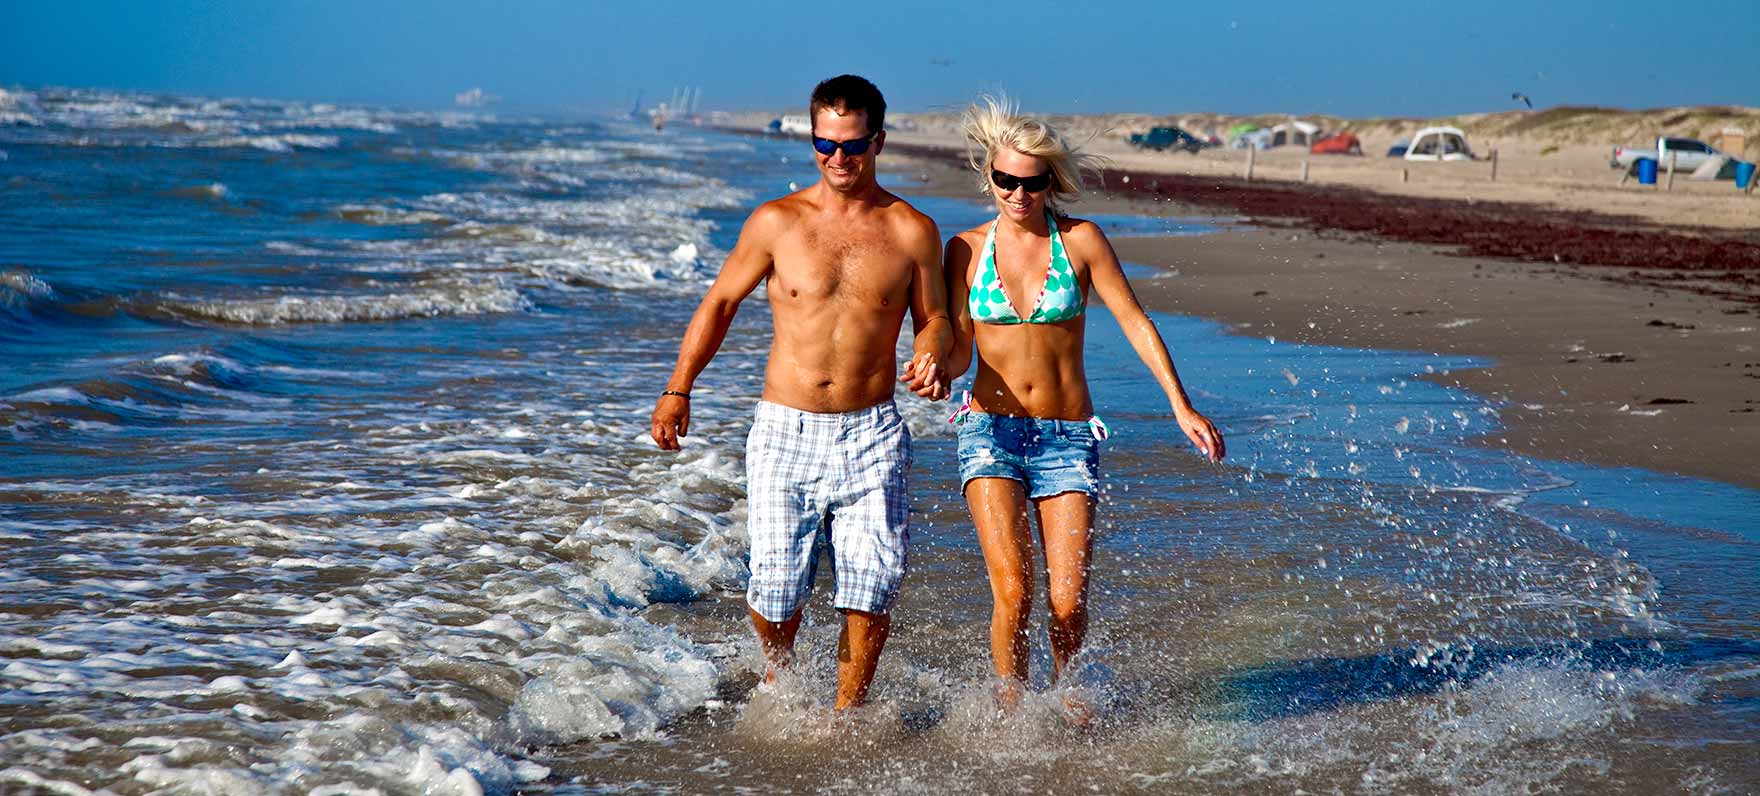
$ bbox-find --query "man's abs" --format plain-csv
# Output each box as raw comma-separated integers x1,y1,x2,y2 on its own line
760,306,906,413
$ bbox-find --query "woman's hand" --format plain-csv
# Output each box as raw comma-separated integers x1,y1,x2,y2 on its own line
1176,408,1225,462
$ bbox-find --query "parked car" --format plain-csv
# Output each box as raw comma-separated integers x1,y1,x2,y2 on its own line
1129,126,1206,153
1610,137,1723,171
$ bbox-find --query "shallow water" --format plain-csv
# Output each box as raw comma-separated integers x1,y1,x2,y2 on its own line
1,88,1755,795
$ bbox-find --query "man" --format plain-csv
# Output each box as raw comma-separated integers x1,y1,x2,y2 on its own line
649,75,951,710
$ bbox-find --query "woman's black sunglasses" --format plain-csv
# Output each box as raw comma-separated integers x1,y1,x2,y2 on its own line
991,168,1052,194
811,132,879,157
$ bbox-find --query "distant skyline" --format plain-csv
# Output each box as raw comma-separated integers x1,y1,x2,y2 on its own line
3,0,1756,118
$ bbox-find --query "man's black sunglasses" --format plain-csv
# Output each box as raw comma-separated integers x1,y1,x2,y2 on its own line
811,132,879,157
991,168,1052,194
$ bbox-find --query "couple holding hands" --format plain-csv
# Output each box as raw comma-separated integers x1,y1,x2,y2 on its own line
650,75,1223,715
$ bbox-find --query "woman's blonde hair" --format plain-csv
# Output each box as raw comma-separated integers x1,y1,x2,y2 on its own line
961,94,1106,213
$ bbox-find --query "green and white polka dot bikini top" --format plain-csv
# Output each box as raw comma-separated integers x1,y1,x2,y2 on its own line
968,212,1086,325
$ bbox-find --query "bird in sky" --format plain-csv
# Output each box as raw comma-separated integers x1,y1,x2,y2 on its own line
1511,91,1534,110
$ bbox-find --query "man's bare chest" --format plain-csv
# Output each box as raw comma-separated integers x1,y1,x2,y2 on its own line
768,225,913,304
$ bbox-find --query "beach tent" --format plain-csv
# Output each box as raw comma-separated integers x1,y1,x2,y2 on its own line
1404,126,1473,161
1231,129,1274,150
1386,138,1411,158
1226,123,1259,140
1687,156,1743,181
1310,132,1362,155
1269,121,1321,148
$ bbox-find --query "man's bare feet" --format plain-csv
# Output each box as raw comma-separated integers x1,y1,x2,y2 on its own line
1059,687,1095,729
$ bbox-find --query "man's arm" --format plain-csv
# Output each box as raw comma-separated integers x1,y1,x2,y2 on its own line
650,206,780,450
899,215,952,401
942,233,977,380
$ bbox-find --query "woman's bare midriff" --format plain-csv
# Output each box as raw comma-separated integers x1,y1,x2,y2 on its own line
969,321,1091,419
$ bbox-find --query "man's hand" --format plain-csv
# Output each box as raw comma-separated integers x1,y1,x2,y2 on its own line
899,351,950,401
1176,408,1225,462
650,393,690,450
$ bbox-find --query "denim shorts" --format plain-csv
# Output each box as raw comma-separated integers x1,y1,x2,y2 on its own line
955,411,1102,498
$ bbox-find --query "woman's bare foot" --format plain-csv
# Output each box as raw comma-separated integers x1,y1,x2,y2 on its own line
993,677,1025,716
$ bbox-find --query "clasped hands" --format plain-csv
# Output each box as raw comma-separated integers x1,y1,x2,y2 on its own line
898,351,950,401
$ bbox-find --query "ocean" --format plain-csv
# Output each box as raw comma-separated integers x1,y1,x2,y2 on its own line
1,87,1755,795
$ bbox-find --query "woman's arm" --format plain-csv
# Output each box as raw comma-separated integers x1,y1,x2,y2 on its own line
1079,222,1225,461
943,233,978,380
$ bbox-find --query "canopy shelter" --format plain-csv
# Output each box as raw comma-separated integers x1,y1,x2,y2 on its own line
1268,121,1321,148
1230,128,1274,150
1687,156,1745,181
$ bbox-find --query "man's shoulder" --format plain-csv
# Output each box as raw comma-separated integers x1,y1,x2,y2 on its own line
755,192,809,218
877,192,940,241
744,194,808,234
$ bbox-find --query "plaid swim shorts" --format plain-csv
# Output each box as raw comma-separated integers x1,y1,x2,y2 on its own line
744,400,912,623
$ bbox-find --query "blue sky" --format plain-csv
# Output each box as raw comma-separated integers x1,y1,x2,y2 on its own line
3,0,1755,117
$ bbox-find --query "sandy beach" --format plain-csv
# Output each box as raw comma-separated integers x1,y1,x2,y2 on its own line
725,106,1760,231
842,135,1760,490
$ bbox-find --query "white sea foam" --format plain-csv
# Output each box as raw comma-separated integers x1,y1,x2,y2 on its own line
159,282,530,325
3,87,473,155
336,203,454,226
1,270,58,319
263,240,325,255
6,386,89,404
203,133,340,152
343,187,740,289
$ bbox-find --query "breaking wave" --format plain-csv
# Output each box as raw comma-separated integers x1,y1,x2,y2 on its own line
150,282,531,326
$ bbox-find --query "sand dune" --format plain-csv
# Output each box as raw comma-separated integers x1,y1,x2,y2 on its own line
712,105,1760,230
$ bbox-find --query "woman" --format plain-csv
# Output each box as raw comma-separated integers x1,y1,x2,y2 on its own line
944,97,1225,707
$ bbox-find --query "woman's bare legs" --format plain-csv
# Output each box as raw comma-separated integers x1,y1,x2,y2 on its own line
1034,491,1095,681
965,477,1035,696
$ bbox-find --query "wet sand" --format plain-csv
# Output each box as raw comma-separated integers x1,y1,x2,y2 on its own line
1116,230,1760,490
866,147,1760,491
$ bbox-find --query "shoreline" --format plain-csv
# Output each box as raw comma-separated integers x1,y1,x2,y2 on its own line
865,135,1760,304
864,145,1760,491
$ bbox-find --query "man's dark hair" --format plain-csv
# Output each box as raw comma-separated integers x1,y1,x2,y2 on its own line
809,75,885,136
